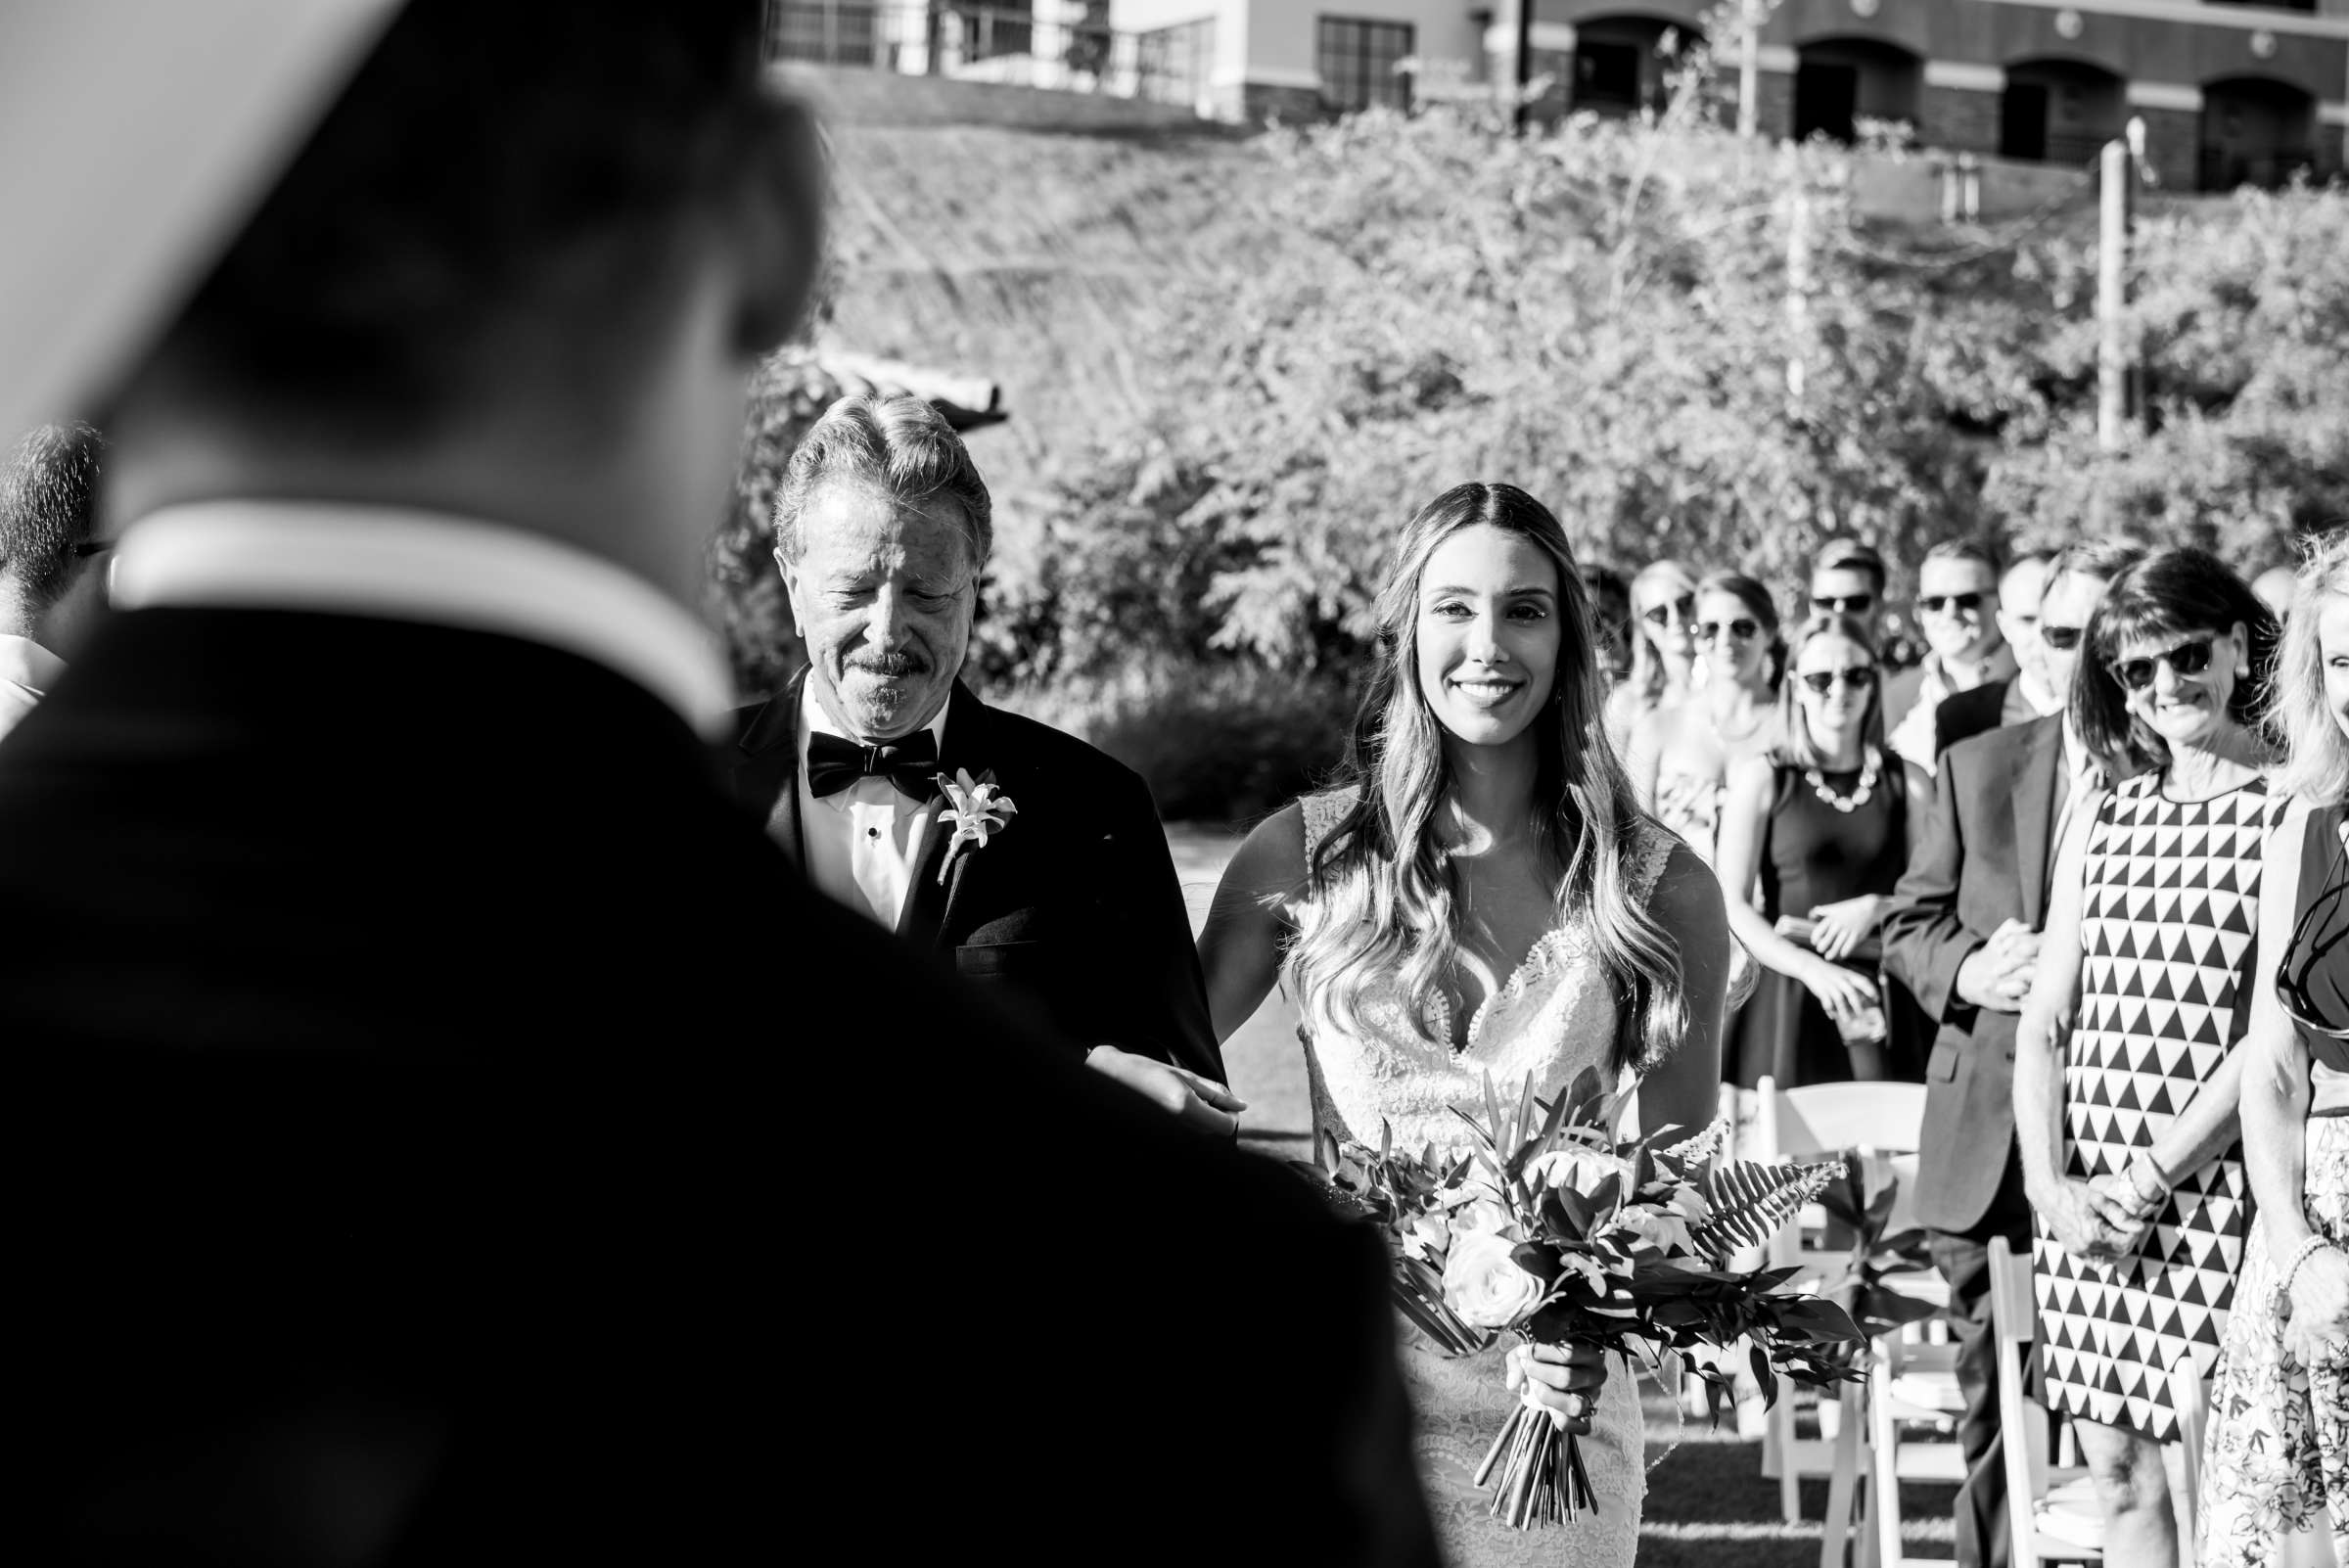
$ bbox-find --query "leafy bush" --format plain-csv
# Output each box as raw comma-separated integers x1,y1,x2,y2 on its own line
993,661,1353,828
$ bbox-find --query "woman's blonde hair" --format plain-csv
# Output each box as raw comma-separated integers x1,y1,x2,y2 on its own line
1773,614,1885,772
1284,483,1691,1077
1626,558,1699,714
2269,529,2349,803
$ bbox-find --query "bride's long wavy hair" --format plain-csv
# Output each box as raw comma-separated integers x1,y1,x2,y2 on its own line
1284,483,1691,1076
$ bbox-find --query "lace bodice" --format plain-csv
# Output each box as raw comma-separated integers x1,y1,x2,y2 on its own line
1291,789,1678,1568
1295,790,1679,1158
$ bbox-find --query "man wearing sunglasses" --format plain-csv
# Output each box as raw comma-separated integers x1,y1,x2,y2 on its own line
1880,537,2144,1568
1930,550,2064,758
1884,540,2017,778
0,422,111,744
1809,537,1889,648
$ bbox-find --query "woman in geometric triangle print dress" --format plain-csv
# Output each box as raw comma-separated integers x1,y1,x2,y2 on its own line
1199,483,1734,1568
2014,548,2285,1568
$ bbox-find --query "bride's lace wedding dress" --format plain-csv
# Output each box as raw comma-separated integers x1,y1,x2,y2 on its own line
1298,791,1675,1568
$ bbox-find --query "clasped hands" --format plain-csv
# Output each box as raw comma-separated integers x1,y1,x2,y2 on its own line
2045,1159,2166,1265
1956,919,2041,1014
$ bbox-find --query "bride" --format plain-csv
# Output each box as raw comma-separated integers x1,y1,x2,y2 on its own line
1199,482,1730,1566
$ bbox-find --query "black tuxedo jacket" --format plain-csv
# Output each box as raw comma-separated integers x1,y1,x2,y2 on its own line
1880,715,2063,1234
732,677,1223,1082
1932,678,2011,758
6,608,1425,1567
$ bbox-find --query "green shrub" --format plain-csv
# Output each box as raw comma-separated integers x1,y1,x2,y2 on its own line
990,662,1354,827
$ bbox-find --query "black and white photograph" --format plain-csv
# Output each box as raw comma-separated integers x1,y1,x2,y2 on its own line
6,1,2347,1563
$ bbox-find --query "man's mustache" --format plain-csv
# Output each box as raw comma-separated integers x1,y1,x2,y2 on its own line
849,654,928,678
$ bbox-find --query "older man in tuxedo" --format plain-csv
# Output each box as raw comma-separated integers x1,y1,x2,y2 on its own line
2,7,1432,1564
733,391,1231,1116
1880,536,2143,1568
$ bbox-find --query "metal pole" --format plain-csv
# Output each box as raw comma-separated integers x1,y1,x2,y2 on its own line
1737,0,1760,139
2096,123,2138,451
1513,0,1535,137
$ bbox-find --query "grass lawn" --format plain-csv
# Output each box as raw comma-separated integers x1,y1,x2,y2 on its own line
1164,825,1961,1567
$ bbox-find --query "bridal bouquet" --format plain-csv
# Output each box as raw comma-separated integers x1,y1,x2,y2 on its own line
1297,1067,1863,1530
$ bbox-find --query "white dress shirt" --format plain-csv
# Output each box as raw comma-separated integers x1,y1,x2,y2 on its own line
797,694,951,929
109,500,734,738
0,632,67,742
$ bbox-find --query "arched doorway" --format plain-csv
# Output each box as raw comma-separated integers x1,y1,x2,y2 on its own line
2200,76,2319,190
1795,38,1921,145
1569,13,1702,118
2001,59,2126,164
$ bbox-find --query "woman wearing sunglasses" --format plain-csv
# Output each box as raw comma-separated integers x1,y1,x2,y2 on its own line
2014,547,2285,1568
1627,571,1782,863
1603,559,1700,748
2196,535,2349,1565
1716,612,1911,1086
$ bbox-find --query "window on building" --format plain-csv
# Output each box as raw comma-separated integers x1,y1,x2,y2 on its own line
1317,16,1414,113
1135,17,1214,107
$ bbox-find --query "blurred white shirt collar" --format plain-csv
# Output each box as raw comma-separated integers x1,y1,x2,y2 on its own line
111,501,733,738
0,632,68,742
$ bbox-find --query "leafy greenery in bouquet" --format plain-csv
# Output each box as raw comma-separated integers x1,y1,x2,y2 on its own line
1295,1066,1862,1529
1809,1148,1941,1365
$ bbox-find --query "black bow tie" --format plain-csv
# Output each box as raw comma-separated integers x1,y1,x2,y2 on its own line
805,730,940,802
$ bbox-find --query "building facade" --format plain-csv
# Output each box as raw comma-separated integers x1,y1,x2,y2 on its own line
1107,0,2349,189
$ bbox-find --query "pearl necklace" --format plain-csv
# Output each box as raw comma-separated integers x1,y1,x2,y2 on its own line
1806,746,1880,813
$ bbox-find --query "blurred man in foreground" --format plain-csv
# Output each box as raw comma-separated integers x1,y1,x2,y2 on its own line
0,422,109,738
10,7,1432,1564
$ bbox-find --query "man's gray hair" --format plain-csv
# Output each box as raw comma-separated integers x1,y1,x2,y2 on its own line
772,392,992,570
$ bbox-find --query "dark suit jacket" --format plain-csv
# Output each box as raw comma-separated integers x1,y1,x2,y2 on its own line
1879,715,2064,1235
732,676,1223,1082
7,608,1425,1567
1932,678,2011,758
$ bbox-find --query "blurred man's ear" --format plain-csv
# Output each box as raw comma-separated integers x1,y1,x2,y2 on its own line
728,93,829,357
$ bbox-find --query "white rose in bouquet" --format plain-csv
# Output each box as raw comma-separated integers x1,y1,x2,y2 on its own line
1442,1231,1546,1329
1402,1212,1451,1262
1452,1197,1518,1238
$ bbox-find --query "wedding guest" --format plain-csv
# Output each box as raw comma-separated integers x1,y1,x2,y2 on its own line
1881,537,2144,1568
1603,557,1698,746
1719,613,1912,1086
0,422,110,740
1810,536,1890,648
1931,548,2059,758
2197,534,2349,1564
2015,547,2282,1568
1198,481,1733,1568
1628,570,1781,861
733,390,1226,1097
1885,540,2018,775
2,8,1435,1565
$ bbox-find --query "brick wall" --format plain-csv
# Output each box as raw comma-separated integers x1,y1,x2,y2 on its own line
775,64,1214,133
1920,85,2000,157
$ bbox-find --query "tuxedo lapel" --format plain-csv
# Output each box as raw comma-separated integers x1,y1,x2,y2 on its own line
2013,718,2063,929
896,683,990,949
734,674,806,864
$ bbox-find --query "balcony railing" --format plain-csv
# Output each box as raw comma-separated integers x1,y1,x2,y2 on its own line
763,1,1214,111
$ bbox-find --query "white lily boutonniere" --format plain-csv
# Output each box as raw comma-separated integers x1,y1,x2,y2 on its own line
934,767,1018,885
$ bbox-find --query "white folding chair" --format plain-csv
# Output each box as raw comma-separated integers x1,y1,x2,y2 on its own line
1750,1078,1946,1568
1989,1236,2102,1564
